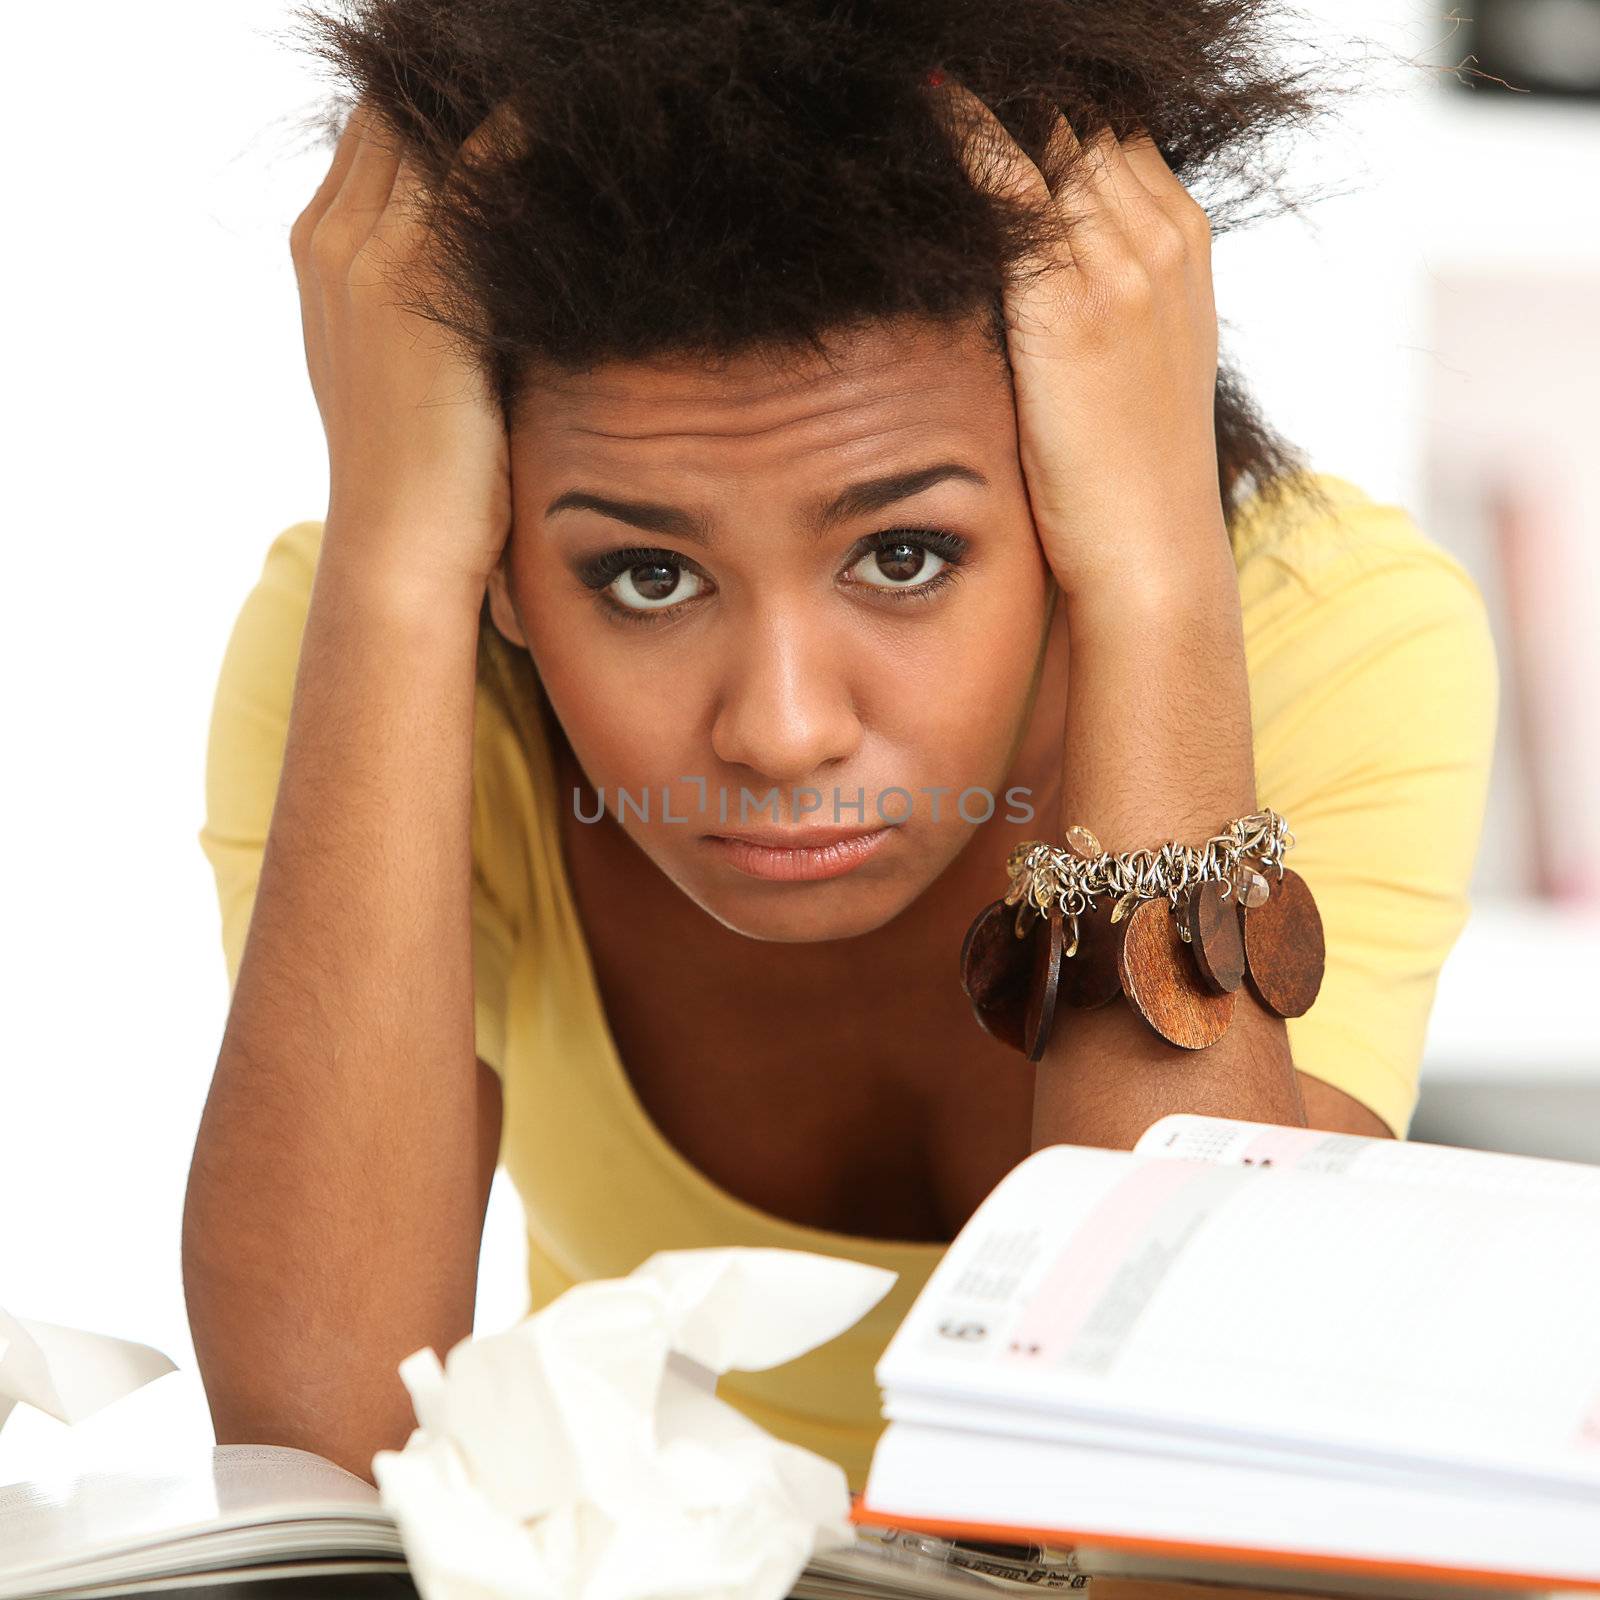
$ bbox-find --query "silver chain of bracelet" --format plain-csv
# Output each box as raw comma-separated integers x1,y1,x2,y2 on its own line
1002,808,1295,955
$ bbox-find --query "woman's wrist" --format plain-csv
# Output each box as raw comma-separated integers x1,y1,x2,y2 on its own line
1048,478,1233,607
312,521,493,639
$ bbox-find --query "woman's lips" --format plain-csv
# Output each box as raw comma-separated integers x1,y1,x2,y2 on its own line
700,824,897,881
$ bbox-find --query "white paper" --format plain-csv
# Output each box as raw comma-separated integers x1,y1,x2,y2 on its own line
373,1247,898,1600
0,1306,176,1433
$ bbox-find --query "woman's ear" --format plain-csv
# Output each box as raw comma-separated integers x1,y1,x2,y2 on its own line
485,555,530,648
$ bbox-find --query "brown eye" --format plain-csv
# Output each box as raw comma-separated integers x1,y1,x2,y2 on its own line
848,539,951,591
609,561,706,612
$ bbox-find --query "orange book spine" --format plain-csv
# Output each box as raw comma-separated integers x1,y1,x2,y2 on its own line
849,1493,1600,1594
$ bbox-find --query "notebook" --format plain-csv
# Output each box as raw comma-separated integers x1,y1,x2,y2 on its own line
856,1113,1600,1598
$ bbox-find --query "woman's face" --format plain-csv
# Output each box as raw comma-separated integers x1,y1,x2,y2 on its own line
489,311,1057,942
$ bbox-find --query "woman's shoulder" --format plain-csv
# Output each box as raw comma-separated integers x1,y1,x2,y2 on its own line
1229,469,1497,755
1230,469,1484,604
1230,470,1496,733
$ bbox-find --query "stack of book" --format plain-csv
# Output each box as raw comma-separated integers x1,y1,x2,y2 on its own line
5,1115,1600,1599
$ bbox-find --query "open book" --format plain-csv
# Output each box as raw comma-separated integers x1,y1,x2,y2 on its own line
0,1440,1095,1600
858,1112,1600,1598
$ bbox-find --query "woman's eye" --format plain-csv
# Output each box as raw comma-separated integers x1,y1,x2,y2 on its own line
580,529,966,620
847,537,953,592
603,557,706,614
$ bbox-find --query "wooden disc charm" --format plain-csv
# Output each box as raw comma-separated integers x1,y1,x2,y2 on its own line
1060,897,1123,1009
1181,879,1245,994
1116,897,1236,1048
959,897,1034,1051
1240,865,1325,1018
1023,907,1066,1063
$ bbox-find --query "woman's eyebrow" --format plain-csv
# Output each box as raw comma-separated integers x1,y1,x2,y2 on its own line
544,460,987,551
812,461,988,532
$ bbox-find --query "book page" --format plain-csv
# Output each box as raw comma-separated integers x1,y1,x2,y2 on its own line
1132,1114,1600,1202
863,1421,1600,1593
0,1445,393,1594
875,1144,1600,1493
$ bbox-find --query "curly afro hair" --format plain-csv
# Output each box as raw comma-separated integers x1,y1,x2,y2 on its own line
296,0,1336,522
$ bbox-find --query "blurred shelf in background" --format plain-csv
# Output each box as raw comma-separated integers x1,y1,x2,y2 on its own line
1412,895,1600,1161
1416,94,1600,269
1442,0,1600,106
1424,896,1600,1078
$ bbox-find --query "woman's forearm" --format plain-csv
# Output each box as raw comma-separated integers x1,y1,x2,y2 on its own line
1031,512,1307,1150
182,541,488,1478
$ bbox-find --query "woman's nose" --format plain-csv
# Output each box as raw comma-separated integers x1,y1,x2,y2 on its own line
708,617,863,788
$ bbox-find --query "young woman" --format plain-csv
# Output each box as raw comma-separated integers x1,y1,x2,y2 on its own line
184,0,1499,1491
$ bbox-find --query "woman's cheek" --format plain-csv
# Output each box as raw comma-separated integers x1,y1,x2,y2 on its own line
529,627,704,800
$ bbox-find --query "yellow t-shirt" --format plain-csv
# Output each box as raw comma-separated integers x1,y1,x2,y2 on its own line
198,470,1499,1491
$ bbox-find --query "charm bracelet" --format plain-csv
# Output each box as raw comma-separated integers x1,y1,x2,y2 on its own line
958,808,1327,1062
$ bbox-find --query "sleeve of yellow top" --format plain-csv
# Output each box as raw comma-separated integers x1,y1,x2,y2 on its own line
468,744,519,1080
1260,547,1500,1140
196,521,520,1081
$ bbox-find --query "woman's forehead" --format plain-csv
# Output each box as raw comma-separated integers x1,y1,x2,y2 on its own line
511,315,1016,490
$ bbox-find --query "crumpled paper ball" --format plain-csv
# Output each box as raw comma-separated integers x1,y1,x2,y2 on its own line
371,1247,898,1600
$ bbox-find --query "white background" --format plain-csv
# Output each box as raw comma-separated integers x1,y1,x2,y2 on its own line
4,1,1597,1483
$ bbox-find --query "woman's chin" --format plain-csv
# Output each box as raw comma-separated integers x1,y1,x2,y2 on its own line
701,889,918,944
675,836,930,943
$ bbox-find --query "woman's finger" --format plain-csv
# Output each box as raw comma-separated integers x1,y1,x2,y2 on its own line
453,100,528,177
934,83,1049,201
360,152,431,277
320,105,404,250
928,79,1083,283
292,100,370,251
1061,124,1170,259
1119,133,1213,244
1034,110,1082,268
931,83,1158,258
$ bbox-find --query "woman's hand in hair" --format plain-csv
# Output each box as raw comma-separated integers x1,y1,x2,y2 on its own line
932,84,1224,600
289,102,512,602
